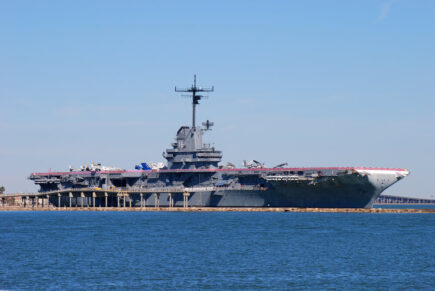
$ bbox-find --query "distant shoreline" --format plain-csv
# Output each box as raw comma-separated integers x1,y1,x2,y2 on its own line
0,206,434,213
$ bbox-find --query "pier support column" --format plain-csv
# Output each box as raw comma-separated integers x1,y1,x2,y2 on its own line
58,193,61,208
46,195,50,208
104,192,108,208
129,194,132,208
168,193,173,208
92,192,96,208
117,194,120,208
123,194,126,208
140,193,143,208
26,196,30,208
80,192,84,208
69,192,73,208
183,192,190,208
154,193,160,208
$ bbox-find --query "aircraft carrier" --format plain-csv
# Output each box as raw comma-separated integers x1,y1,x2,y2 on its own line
29,76,409,208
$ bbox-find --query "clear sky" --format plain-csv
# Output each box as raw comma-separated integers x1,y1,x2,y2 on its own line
1,0,434,198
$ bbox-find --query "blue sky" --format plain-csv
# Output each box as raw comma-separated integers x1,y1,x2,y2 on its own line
0,0,434,197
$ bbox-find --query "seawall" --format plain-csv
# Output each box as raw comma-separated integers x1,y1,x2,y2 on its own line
0,206,434,213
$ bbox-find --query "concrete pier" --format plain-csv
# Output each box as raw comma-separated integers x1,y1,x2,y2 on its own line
0,206,433,213
1,189,434,213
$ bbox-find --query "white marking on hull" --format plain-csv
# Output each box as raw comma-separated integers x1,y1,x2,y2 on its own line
354,169,410,177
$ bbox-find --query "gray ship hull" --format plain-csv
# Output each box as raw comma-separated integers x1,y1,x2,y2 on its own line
137,169,405,208
45,168,408,209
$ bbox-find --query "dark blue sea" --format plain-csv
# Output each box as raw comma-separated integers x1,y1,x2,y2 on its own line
0,211,434,290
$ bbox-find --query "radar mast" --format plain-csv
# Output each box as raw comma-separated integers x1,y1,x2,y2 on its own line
175,75,214,128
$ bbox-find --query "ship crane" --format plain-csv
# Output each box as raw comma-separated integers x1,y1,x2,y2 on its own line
274,163,288,168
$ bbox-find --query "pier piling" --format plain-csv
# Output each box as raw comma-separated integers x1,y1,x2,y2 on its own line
80,192,84,208
154,193,160,208
183,192,190,208
169,193,173,208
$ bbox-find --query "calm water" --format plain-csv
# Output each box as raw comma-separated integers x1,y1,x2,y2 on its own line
0,212,434,290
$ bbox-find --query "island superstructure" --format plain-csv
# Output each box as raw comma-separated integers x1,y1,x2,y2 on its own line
29,76,409,208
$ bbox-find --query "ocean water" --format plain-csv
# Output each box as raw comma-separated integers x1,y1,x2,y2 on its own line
0,212,434,290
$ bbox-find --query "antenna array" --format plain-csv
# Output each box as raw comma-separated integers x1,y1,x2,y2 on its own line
175,75,214,128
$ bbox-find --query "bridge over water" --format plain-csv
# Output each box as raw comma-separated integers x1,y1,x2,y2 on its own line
375,195,435,205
